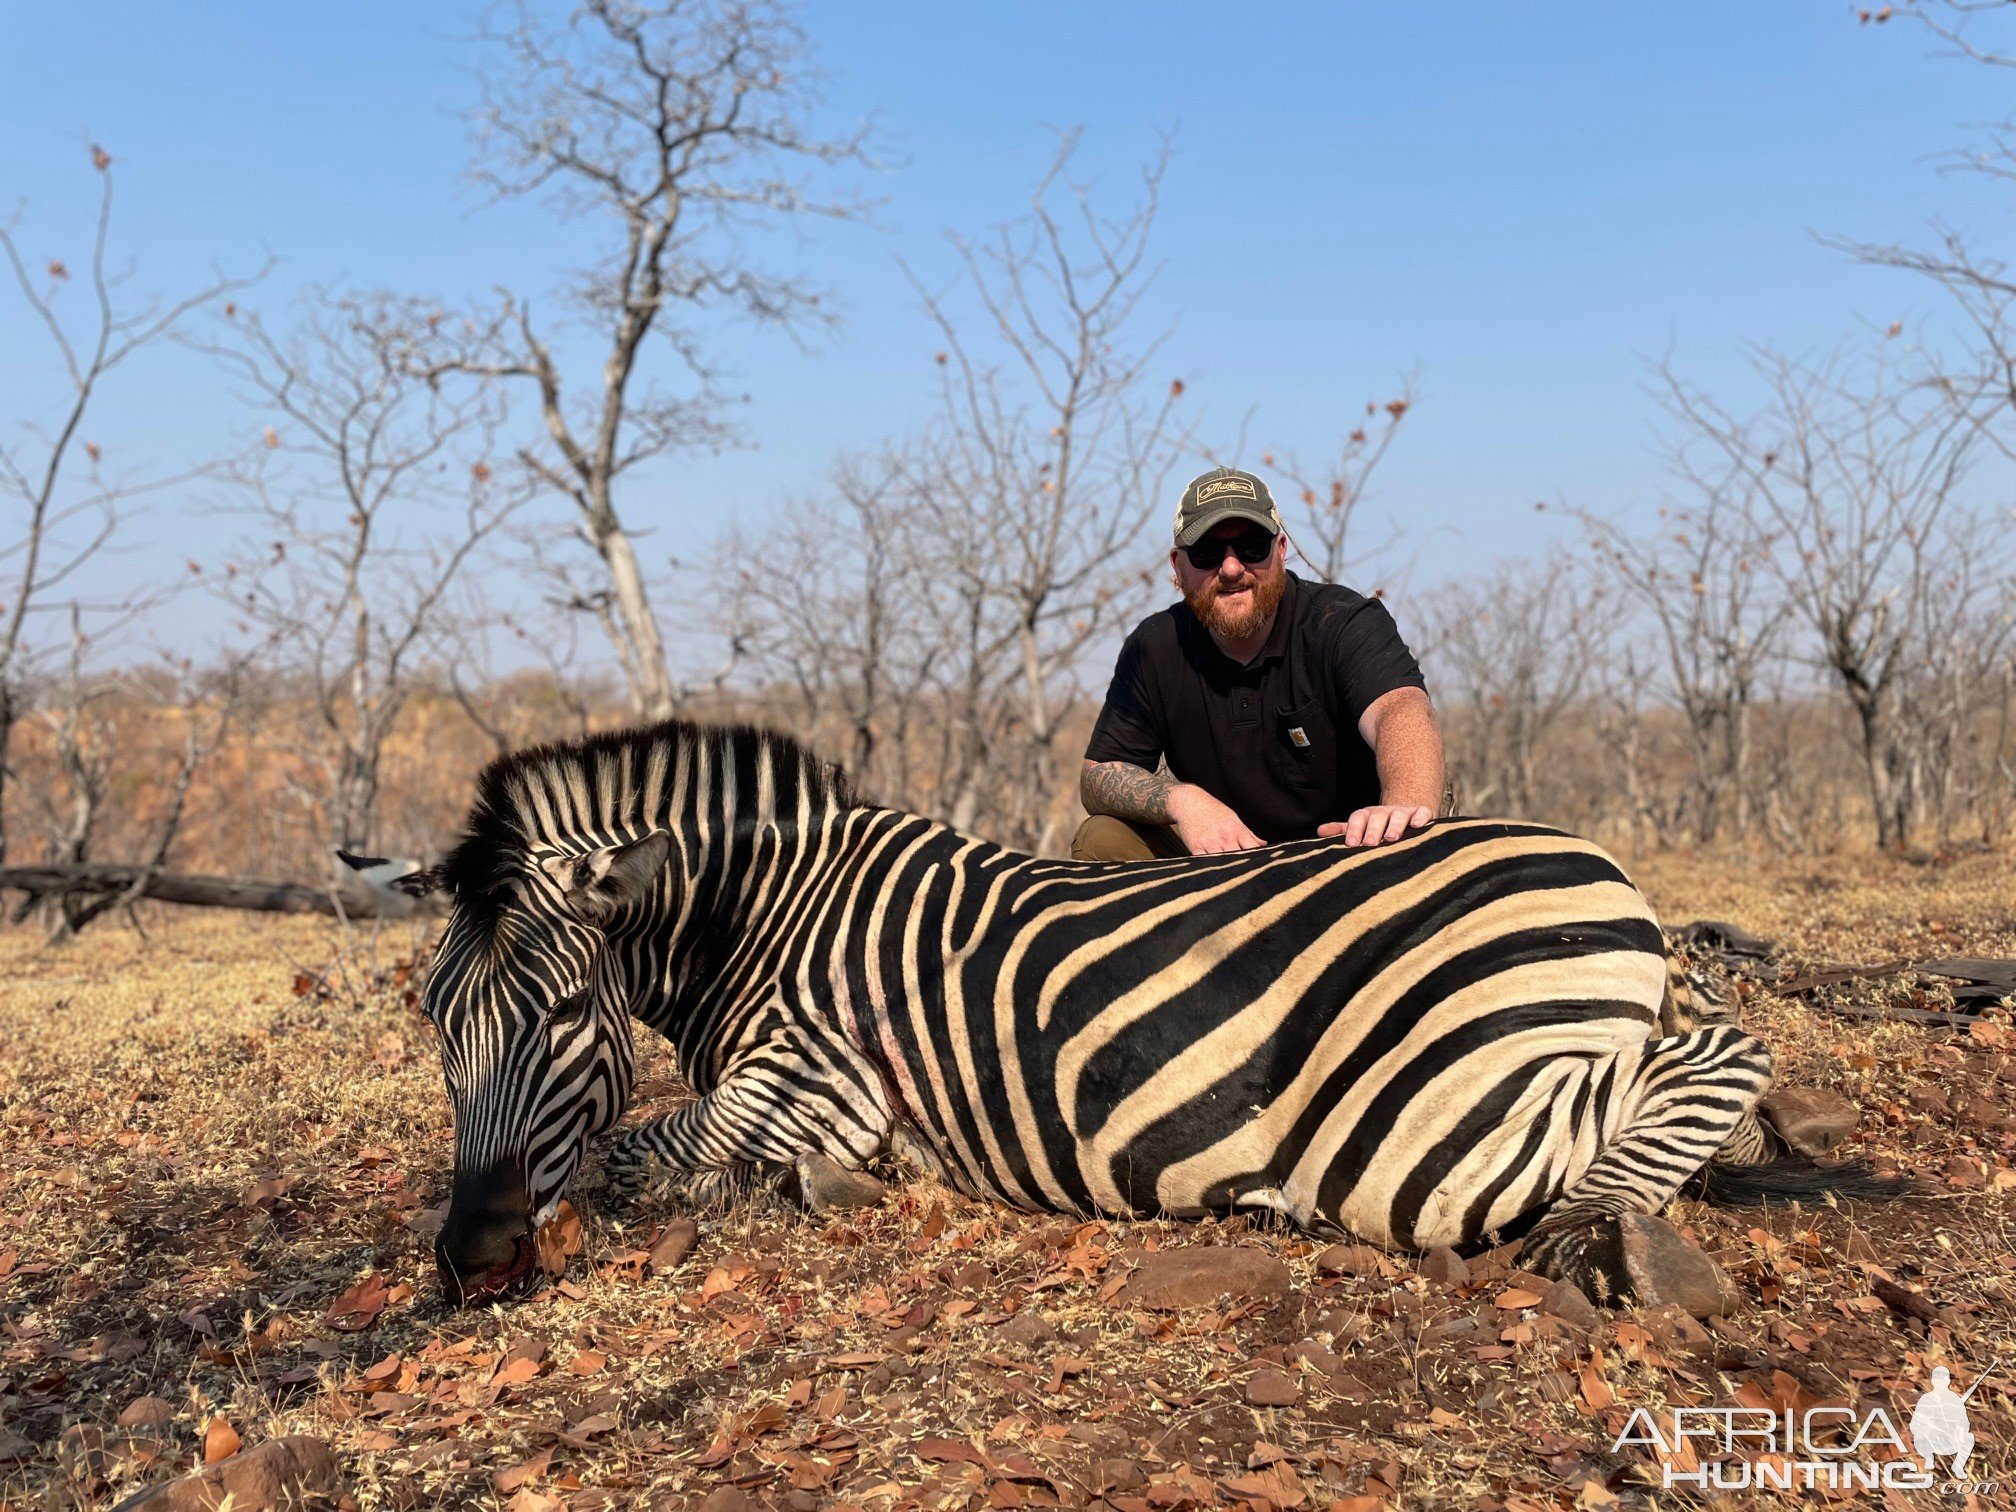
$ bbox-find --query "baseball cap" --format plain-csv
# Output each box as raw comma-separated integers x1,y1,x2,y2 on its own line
1173,466,1283,546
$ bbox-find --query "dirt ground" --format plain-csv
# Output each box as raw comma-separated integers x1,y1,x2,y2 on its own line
2,847,2013,1511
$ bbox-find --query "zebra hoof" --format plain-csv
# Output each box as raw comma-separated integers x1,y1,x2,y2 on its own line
1618,1213,1742,1318
1758,1087,1860,1158
791,1152,888,1214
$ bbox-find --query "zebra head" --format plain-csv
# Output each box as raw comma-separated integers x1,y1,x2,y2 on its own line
353,828,674,1304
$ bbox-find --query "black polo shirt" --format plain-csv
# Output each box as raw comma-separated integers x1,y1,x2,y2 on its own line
1084,573,1426,842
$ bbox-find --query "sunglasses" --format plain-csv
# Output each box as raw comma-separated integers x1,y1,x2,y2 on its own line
1182,530,1277,570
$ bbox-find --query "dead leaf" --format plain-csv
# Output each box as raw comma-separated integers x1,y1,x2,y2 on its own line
916,1435,989,1466
323,1273,391,1332
558,1413,618,1447
202,1418,239,1464
1579,1353,1614,1411
493,1447,554,1493
535,1201,582,1275
492,1356,543,1388
1495,1287,1544,1310
567,1350,607,1376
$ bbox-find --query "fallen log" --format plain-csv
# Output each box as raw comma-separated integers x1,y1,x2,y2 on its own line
0,862,434,920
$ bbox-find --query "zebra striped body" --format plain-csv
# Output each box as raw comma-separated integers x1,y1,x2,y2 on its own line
404,721,1782,1299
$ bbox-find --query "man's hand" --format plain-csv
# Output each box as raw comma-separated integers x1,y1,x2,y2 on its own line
1321,804,1434,848
1168,784,1266,855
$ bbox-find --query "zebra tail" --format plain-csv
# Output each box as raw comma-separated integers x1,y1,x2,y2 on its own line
1686,1152,1914,1208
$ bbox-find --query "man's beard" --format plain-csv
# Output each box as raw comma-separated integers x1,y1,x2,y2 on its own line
1186,568,1286,641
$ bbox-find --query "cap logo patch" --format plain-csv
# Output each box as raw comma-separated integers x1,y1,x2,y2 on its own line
1198,475,1258,504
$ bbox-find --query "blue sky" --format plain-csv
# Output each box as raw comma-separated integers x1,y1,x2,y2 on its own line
3,2,2011,658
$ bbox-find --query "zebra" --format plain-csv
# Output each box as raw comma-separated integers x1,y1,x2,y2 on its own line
356,718,1894,1308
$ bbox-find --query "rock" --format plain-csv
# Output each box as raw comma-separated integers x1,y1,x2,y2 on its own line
1118,1247,1292,1311
1641,1304,1713,1349
1093,1457,1146,1493
119,1397,177,1433
997,1311,1058,1349
1066,1421,1132,1454
1541,1279,1599,1330
1959,1094,2016,1131
58,1425,120,1478
1944,1155,1986,1189
1534,1369,1579,1404
1759,1087,1861,1156
949,1261,992,1293
1618,1214,1741,1318
1285,1340,1341,1376
646,1217,697,1272
1417,1247,1469,1288
1245,1367,1301,1407
1421,1314,1481,1346
112,1435,338,1511
1314,1243,1385,1278
1908,1086,1952,1118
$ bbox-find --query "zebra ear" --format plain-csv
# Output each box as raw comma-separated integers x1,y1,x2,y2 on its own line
540,830,674,921
389,865,448,899
337,850,446,898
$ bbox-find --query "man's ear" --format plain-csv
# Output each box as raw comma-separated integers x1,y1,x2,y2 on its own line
539,831,675,921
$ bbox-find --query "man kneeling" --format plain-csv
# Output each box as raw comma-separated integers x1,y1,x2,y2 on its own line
1075,465,1446,862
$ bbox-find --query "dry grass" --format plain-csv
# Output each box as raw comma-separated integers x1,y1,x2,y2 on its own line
2,849,2014,1510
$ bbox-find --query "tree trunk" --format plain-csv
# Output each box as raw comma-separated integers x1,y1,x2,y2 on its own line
597,522,675,720
0,684,12,872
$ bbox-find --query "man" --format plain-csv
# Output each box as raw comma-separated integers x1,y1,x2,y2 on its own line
1073,465,1446,861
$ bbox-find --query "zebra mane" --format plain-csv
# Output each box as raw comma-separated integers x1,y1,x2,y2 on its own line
436,719,858,910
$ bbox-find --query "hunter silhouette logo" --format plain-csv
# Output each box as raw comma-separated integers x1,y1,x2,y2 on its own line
1910,1363,1994,1480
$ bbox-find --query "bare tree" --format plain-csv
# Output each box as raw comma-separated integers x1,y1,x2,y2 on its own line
0,144,260,868
199,290,522,863
10,632,254,940
1891,509,2016,843
897,133,1190,849
1420,553,1612,820
403,0,873,721
1659,341,1979,848
729,448,941,801
1263,381,1419,590
1575,418,1796,842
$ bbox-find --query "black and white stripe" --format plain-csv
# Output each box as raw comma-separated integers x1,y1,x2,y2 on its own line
410,720,1794,1288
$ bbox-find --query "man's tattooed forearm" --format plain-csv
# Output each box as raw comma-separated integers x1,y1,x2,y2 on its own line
1081,760,1176,823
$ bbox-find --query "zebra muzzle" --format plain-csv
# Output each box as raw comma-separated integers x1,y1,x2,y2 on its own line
438,1230,538,1306
437,1159,537,1305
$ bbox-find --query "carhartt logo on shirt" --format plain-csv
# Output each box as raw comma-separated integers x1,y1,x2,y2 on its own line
1288,726,1310,748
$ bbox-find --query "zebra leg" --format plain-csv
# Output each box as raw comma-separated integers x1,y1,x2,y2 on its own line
1522,1026,1772,1312
605,1032,894,1215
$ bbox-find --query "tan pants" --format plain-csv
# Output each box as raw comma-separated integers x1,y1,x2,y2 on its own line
1069,814,1190,862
